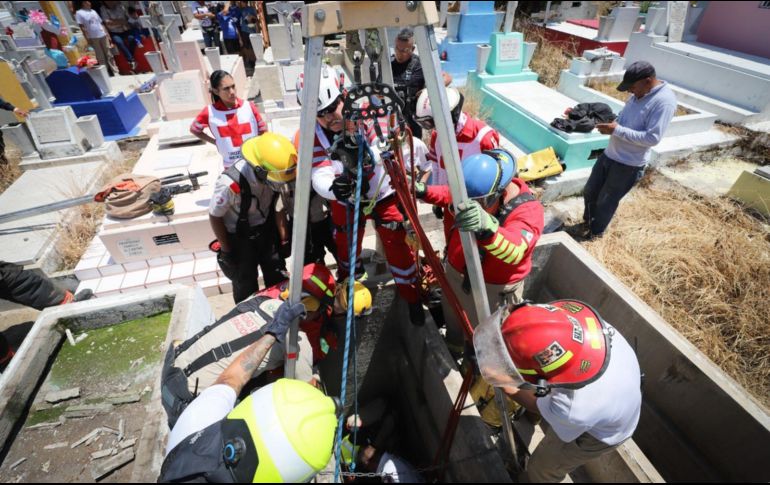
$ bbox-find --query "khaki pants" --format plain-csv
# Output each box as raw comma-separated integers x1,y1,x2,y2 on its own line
88,35,118,74
442,264,523,352
521,425,620,483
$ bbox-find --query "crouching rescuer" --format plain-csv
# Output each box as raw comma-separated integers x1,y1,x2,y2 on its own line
159,299,341,483
473,300,642,482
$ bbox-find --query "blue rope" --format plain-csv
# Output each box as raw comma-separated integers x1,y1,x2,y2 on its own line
334,130,366,483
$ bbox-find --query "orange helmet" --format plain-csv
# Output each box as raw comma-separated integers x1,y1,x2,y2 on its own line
474,300,611,396
280,264,336,311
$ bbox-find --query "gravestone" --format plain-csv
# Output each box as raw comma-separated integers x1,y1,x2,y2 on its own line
667,2,689,43
45,67,102,103
486,32,525,75
267,22,303,62
175,40,207,73
158,70,208,120
25,107,90,159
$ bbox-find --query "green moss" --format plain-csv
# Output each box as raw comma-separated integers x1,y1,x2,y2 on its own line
48,312,171,388
26,406,66,426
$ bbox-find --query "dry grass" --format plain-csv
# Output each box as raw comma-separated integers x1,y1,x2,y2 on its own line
585,80,694,116
582,176,770,407
0,145,23,193
53,138,147,271
517,20,577,88
715,122,770,165
459,85,492,123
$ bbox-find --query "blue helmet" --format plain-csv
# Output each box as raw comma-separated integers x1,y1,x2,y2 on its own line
462,149,517,200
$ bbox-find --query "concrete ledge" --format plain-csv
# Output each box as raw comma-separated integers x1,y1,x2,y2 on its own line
540,167,591,203
18,141,123,171
526,233,770,481
0,284,214,480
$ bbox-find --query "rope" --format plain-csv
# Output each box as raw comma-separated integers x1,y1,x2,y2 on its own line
333,129,366,483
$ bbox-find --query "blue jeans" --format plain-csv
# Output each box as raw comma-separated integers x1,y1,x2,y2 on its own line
109,31,136,62
202,29,221,52
583,153,645,235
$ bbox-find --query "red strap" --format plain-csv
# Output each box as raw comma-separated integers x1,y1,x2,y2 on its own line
286,353,297,360
229,181,241,194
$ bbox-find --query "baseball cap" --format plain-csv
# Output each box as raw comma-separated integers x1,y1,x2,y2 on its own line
617,61,656,92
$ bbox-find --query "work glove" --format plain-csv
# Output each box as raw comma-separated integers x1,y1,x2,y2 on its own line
216,251,238,280
330,174,353,201
454,200,499,238
263,300,307,344
278,239,292,259
405,174,427,198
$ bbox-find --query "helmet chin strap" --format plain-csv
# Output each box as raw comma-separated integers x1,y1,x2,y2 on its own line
519,379,551,397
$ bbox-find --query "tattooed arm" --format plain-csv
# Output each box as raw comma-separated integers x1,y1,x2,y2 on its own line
214,333,278,394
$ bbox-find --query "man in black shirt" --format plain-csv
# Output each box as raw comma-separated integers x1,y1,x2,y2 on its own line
391,28,452,138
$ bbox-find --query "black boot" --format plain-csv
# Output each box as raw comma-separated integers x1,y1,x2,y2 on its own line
408,302,425,326
74,289,95,302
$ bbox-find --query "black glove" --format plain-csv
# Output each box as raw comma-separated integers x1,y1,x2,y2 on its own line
330,174,353,201
278,240,292,259
217,251,237,279
432,205,444,220
263,301,307,344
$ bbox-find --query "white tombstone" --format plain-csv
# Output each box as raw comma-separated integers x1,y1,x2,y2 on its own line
162,14,184,43
75,115,105,148
145,51,166,74
158,70,209,120
204,47,221,72
667,1,689,43
86,65,113,96
597,5,641,42
250,33,265,63
138,89,162,121
267,22,303,62
26,107,91,159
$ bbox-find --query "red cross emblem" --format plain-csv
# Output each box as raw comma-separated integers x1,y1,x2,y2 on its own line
217,113,252,147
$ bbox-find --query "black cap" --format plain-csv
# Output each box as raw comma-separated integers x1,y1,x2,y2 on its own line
617,61,656,92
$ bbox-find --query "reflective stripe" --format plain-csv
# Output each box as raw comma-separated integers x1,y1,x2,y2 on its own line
312,156,329,163
249,387,317,482
484,233,505,251
310,274,334,298
517,368,538,375
586,317,602,350
497,242,516,261
388,264,417,277
503,241,528,265
489,240,510,257
541,350,574,374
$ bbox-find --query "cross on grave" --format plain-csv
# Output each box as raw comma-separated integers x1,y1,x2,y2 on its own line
217,113,253,147
266,1,304,61
139,8,184,72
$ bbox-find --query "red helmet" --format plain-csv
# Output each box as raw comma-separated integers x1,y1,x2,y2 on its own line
501,300,611,391
281,264,336,311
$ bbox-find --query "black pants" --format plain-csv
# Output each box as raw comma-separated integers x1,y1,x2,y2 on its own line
227,229,287,303
223,38,240,55
305,217,338,265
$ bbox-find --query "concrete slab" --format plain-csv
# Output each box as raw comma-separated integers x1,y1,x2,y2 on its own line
157,118,199,147
18,140,123,171
0,161,107,265
659,157,759,198
649,128,739,165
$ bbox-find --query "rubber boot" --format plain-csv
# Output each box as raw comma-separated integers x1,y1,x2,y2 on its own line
408,302,425,326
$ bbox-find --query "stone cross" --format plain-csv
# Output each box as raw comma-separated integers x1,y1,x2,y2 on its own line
140,10,184,72
266,1,304,61
504,2,518,33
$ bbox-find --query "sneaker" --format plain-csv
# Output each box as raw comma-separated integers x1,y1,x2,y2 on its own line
129,60,137,71
408,302,425,326
74,289,95,302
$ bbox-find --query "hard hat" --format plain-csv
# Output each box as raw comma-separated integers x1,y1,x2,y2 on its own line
461,149,516,203
335,280,373,317
339,435,361,467
280,264,336,312
501,301,611,393
413,86,464,130
222,379,339,482
296,64,342,112
241,133,298,185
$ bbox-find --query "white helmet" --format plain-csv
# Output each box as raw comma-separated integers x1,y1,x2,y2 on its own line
296,64,342,112
414,86,463,130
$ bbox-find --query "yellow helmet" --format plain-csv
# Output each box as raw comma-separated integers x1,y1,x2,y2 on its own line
241,133,298,184
223,379,339,482
335,280,373,317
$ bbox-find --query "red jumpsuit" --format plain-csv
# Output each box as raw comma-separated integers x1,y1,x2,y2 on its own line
422,179,544,285
428,112,500,241
295,123,421,304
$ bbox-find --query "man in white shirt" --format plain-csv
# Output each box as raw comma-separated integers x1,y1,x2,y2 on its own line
474,300,642,483
75,1,118,75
